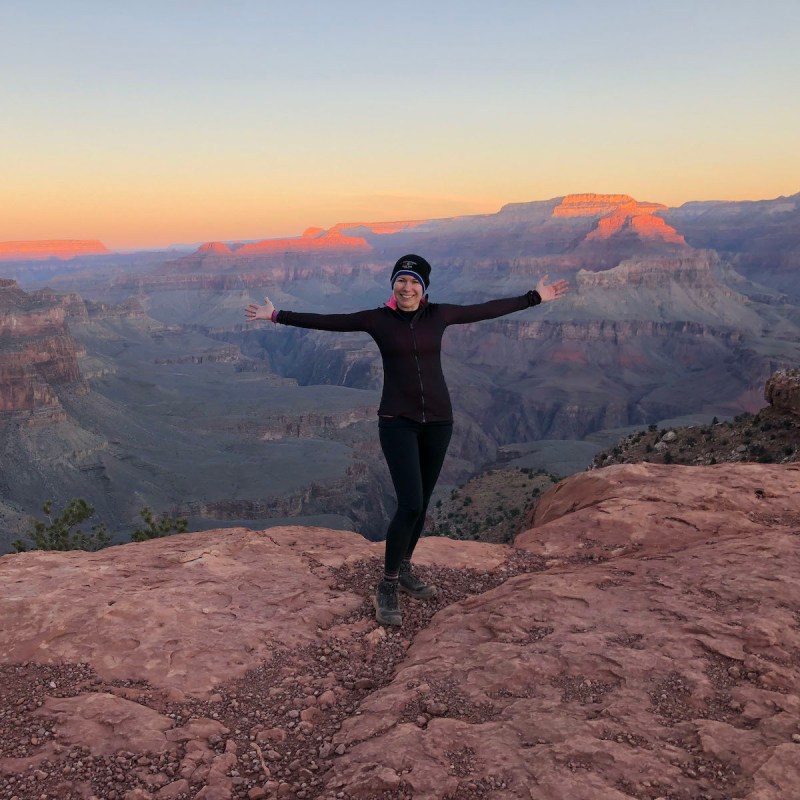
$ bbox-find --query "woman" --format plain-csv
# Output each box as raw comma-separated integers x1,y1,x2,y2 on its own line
245,255,568,626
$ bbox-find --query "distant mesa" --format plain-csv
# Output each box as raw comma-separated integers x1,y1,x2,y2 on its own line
197,242,233,255
552,194,639,217
234,229,371,255
330,220,428,236
0,240,110,261
191,219,428,258
554,194,686,245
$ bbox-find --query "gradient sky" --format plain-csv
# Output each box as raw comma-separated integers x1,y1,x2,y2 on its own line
2,0,799,249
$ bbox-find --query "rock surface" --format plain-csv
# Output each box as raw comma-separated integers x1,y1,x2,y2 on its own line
765,368,800,419
0,279,85,422
553,193,686,245
1,462,799,799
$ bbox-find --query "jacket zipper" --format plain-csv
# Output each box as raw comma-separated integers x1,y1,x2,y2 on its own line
409,320,426,423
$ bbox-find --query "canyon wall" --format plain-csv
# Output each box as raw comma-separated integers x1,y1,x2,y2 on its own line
0,280,85,423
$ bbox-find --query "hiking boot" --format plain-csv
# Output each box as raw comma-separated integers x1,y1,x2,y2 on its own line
373,579,402,626
398,561,438,599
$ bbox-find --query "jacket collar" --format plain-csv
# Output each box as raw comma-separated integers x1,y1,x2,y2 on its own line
384,295,427,311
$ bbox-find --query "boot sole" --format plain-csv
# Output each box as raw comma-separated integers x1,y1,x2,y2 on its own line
399,584,438,600
373,596,402,626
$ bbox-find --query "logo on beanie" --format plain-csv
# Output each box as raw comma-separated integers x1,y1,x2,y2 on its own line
391,254,431,290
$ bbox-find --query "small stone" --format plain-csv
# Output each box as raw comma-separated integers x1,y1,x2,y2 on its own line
791,734,800,743
335,744,346,756
317,690,337,708
247,789,266,800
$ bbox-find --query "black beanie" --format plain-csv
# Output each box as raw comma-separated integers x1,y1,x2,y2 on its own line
391,254,431,290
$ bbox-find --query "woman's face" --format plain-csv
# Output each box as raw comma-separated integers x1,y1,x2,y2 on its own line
393,275,423,311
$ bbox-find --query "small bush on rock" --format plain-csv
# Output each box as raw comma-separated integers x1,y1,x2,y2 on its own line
12,499,111,553
130,507,188,542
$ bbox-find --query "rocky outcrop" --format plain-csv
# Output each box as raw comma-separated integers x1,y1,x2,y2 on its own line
577,251,719,288
234,229,371,256
329,219,428,236
153,346,241,366
1,462,799,799
0,281,85,424
197,242,233,255
189,221,427,263
0,240,110,261
553,193,686,244
663,193,800,299
765,368,800,418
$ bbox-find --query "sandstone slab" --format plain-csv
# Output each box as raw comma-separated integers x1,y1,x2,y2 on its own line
1,464,798,800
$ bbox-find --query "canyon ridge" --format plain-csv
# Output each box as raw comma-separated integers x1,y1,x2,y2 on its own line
1,192,799,549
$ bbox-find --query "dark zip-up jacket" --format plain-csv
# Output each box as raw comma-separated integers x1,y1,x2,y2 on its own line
276,291,541,423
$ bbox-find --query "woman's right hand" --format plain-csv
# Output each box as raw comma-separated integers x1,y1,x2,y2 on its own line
245,296,276,322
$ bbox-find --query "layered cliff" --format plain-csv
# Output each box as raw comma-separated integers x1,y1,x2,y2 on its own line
663,193,800,299
554,193,686,245
1,462,798,799
162,193,690,276
0,280,86,423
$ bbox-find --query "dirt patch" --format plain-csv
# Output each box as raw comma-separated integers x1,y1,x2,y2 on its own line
0,552,546,800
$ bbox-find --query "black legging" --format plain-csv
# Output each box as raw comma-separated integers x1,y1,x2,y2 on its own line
378,417,453,574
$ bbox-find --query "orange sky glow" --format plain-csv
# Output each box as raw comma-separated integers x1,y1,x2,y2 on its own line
2,2,799,250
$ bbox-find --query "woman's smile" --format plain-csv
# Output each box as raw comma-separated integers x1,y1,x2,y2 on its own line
393,275,423,311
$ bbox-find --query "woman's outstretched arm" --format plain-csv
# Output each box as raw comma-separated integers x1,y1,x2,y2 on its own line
440,275,569,325
245,296,374,332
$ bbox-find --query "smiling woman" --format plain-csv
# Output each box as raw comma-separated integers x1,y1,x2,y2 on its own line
245,254,568,627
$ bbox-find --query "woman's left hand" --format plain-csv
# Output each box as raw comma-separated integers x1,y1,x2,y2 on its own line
536,275,569,302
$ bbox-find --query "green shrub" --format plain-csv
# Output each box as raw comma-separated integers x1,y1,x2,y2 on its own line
131,508,188,542
12,499,111,553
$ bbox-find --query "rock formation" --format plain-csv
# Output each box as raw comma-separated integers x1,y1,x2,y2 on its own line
554,193,686,245
764,368,800,419
0,280,85,423
662,193,800,300
1,461,798,799
198,242,234,256
169,193,690,276
592,368,800,470
234,230,370,256
0,240,110,261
